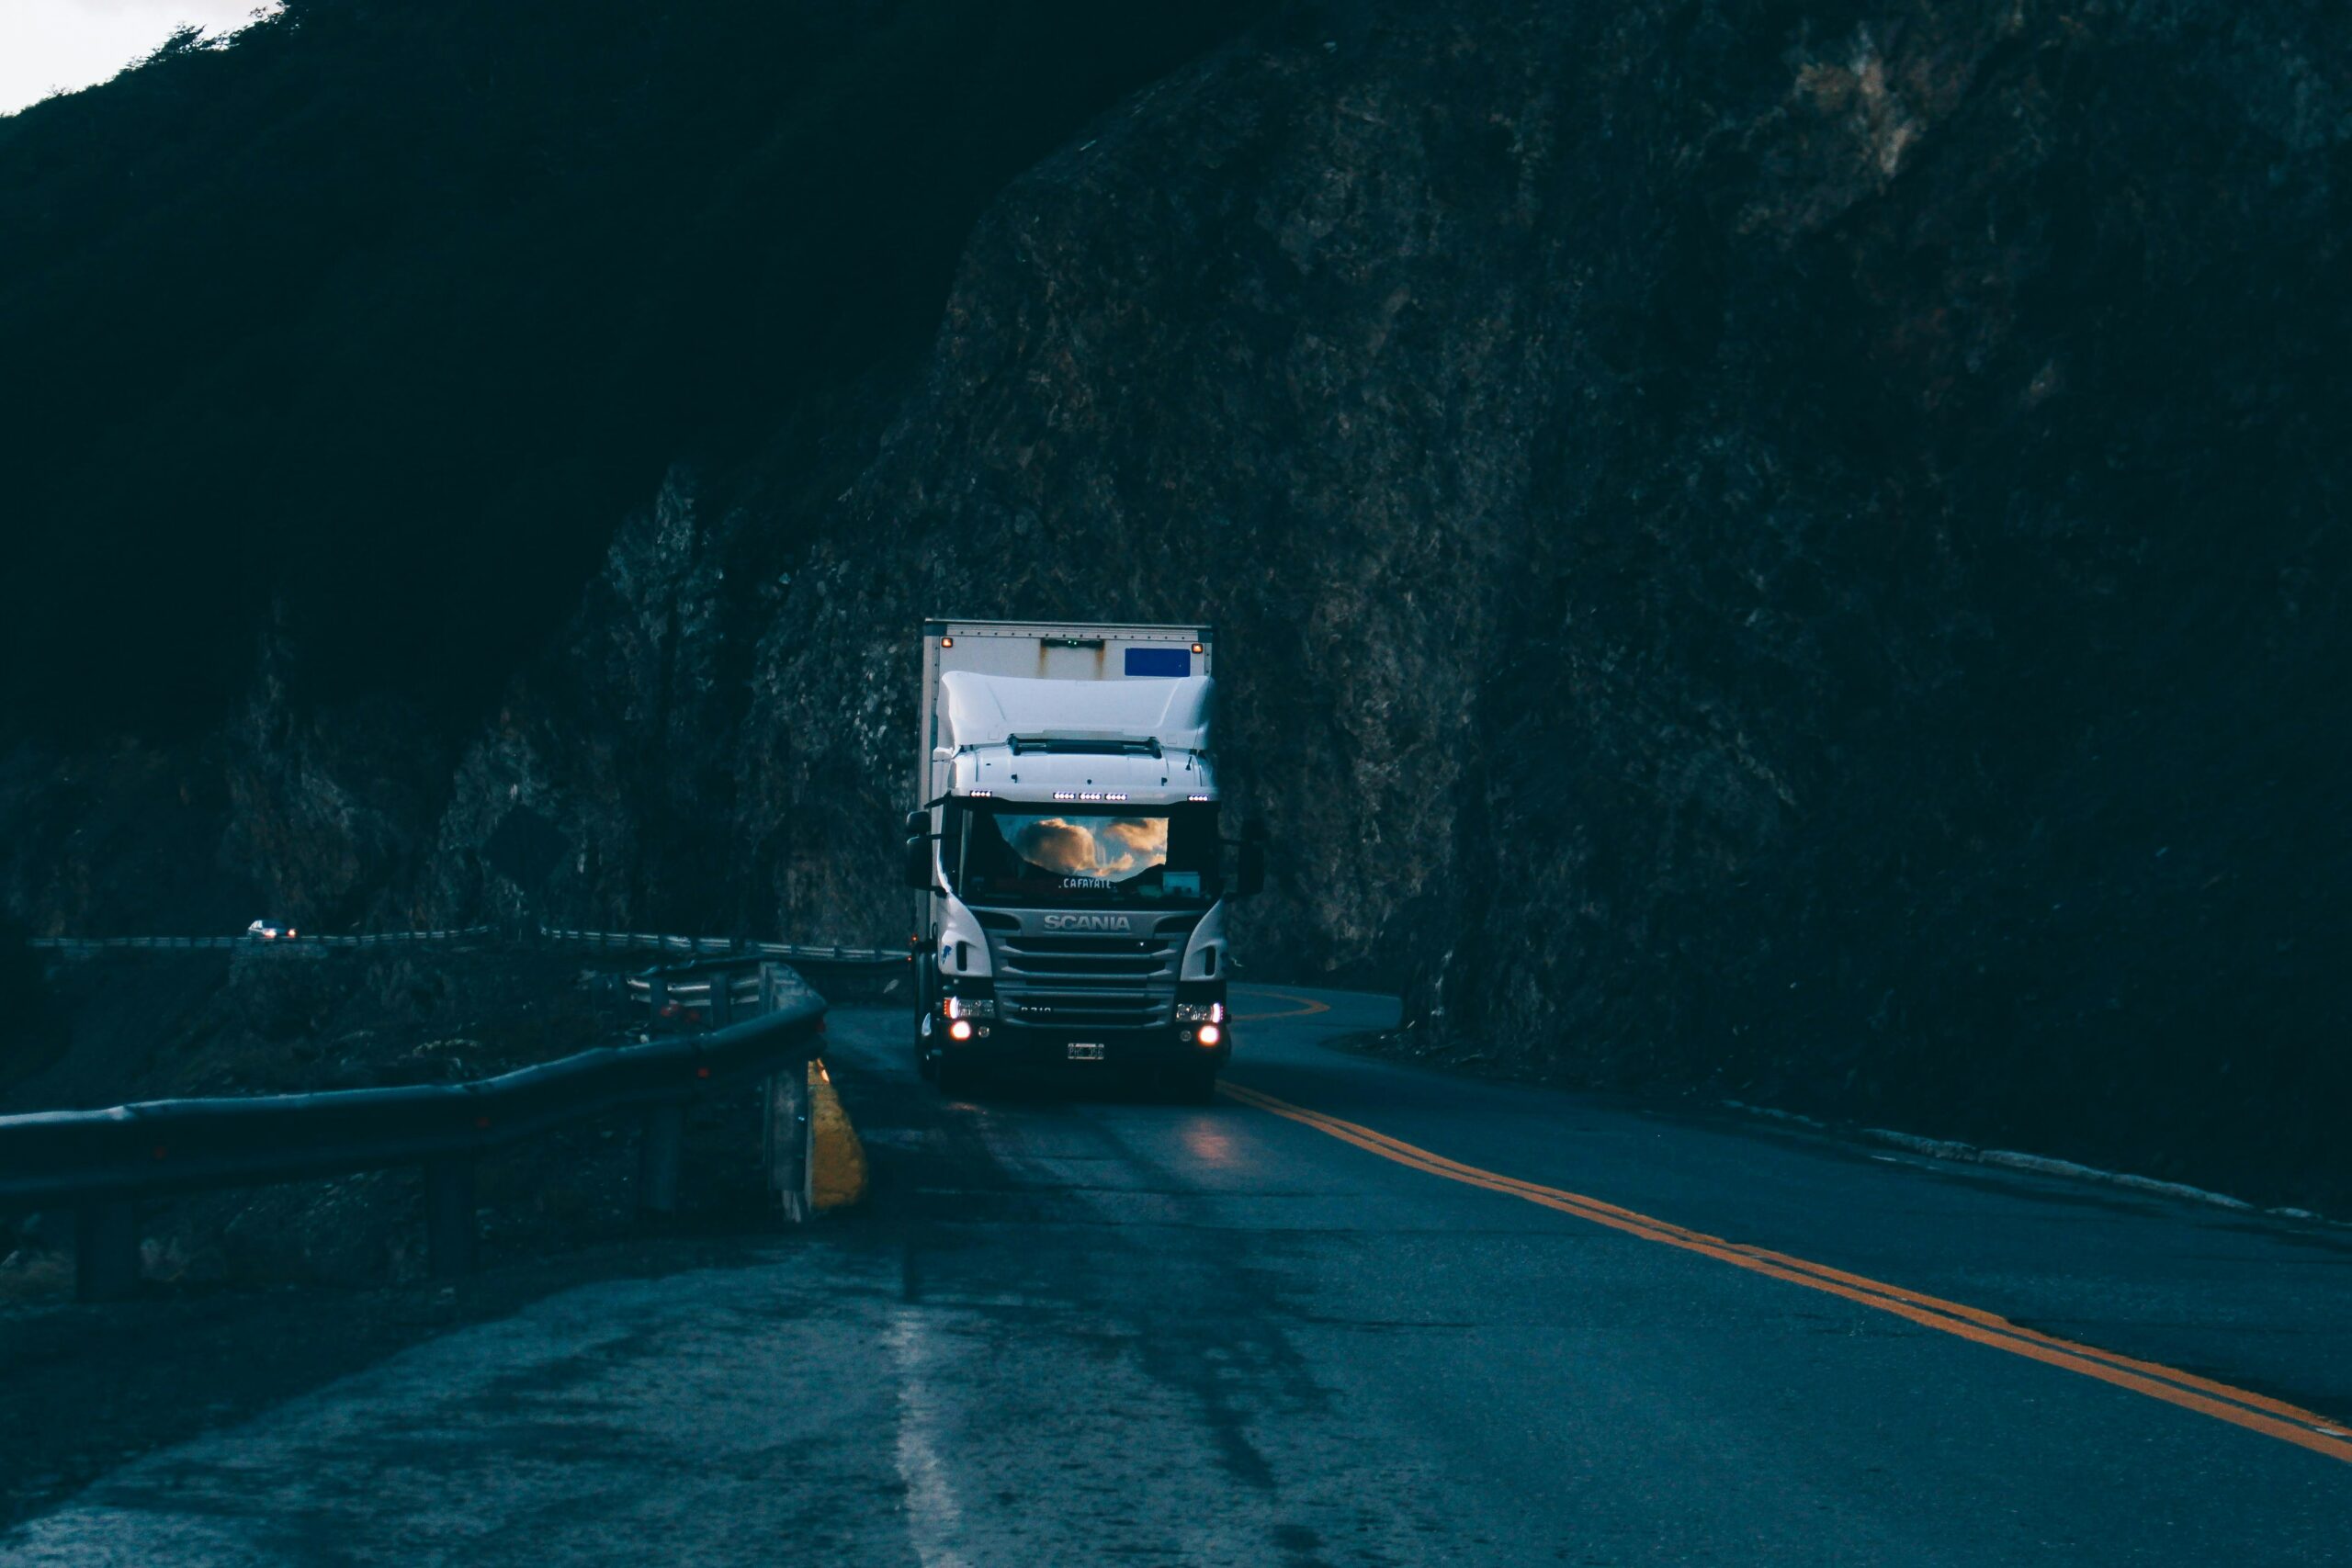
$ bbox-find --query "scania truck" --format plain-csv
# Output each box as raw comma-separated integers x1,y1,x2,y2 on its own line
903,620,1263,1099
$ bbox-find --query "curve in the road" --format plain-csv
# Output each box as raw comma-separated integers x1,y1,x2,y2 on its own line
10,983,2346,1564
1227,989,1329,1021
1216,1077,2352,1467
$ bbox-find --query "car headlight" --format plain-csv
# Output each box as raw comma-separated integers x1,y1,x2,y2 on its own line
943,997,995,1021
1175,1001,1227,1024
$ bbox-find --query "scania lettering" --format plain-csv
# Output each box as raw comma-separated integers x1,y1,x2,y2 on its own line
902,620,1264,1099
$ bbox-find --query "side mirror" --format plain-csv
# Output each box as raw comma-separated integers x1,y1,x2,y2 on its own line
903,808,929,836
1234,840,1266,899
903,836,935,890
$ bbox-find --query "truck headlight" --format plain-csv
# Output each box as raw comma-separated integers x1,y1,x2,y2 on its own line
1175,1001,1226,1024
943,997,996,1021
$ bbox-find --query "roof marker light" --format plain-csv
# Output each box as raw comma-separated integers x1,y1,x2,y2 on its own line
1189,794,1212,802
941,637,954,647
1053,791,1078,801
1102,793,1127,802
967,789,992,797
1192,643,1204,654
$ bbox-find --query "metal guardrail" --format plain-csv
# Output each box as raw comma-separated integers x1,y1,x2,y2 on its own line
625,967,767,1020
541,929,903,966
25,927,498,953
0,962,827,1302
25,926,903,966
620,954,829,1214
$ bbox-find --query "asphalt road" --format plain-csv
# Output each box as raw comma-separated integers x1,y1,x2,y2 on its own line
6,986,2348,1564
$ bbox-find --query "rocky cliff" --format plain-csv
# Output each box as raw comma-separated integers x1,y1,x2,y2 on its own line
6,0,2348,1203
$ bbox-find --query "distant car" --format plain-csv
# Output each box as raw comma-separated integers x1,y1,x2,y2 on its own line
244,919,299,941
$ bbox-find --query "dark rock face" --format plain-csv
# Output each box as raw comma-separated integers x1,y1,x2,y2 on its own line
7,0,2349,1201
751,0,2352,1200
757,0,2352,1203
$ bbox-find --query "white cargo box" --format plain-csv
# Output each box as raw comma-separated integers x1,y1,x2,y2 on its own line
917,620,1214,803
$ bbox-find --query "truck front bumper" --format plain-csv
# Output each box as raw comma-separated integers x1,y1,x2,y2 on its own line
941,1021,1230,1073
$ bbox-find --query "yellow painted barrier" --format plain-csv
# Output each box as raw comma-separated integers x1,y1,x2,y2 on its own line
808,1061,867,1211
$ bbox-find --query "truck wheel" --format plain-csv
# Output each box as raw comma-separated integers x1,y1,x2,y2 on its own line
1167,1065,1220,1104
914,1010,937,1079
935,1052,980,1100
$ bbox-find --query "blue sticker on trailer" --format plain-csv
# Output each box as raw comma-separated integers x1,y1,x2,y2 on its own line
1124,647,1192,677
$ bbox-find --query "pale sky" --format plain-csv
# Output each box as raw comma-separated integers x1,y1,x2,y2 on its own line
2,1,281,117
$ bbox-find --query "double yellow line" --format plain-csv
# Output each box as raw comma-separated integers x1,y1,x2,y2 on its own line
1217,1080,2352,1465
1229,988,1331,1022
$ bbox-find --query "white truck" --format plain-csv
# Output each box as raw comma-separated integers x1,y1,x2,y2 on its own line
903,619,1263,1099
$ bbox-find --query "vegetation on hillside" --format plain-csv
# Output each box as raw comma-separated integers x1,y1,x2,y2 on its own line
0,0,1268,736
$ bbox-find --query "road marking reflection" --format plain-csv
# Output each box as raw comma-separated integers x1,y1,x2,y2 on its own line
1217,1080,2352,1467
1229,987,1332,1021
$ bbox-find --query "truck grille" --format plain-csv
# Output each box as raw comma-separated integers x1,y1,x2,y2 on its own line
989,915,1197,1031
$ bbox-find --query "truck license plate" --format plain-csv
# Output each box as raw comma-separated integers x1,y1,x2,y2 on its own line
1067,1042,1105,1062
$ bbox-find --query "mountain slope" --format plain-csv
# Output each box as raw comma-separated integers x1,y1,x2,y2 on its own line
0,0,1271,731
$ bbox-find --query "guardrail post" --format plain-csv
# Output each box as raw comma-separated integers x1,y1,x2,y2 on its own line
74,1201,140,1302
425,1158,478,1279
639,1102,684,1214
767,1066,811,1224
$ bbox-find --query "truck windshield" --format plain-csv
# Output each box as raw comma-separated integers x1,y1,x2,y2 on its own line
948,802,1222,908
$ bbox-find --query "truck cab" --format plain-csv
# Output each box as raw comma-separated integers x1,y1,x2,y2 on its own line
903,620,1262,1099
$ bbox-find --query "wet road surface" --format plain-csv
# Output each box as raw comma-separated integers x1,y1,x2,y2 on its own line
5,986,2348,1564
